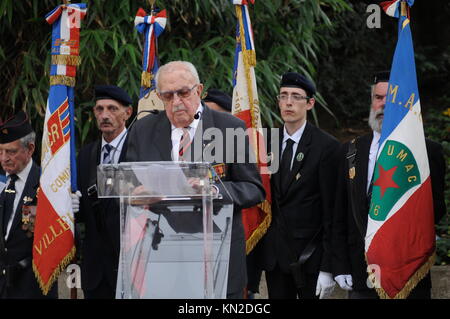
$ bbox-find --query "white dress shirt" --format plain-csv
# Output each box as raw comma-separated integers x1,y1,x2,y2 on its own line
101,128,128,164
282,121,307,170
171,103,203,161
367,130,381,192
4,159,33,239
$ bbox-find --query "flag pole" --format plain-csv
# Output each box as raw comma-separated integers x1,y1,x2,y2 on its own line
62,0,78,301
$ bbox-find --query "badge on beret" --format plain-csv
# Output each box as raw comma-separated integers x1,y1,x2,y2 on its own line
296,152,304,162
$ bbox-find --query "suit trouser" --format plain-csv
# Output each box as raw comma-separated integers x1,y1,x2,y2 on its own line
83,276,116,299
265,264,319,299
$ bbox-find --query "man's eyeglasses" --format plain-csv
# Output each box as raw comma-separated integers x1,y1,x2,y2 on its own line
158,84,198,101
277,94,309,102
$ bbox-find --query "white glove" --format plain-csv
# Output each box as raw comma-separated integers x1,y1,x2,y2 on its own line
334,274,353,291
70,191,82,213
315,271,336,299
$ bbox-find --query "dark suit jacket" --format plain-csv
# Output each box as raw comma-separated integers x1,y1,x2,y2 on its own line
125,104,265,295
77,135,128,291
332,133,447,290
258,122,340,275
0,161,57,298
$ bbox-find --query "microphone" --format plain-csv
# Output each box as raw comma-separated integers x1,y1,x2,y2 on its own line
194,111,202,120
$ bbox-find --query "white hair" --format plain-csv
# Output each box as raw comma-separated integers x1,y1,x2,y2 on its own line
155,61,200,91
19,131,36,148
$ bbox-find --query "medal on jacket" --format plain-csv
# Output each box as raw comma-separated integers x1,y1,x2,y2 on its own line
349,167,355,179
21,196,37,238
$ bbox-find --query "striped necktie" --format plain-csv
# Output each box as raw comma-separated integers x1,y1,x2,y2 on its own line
178,127,191,161
103,144,113,164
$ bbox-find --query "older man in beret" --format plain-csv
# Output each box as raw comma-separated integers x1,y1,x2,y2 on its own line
257,72,339,299
0,111,57,298
331,71,447,299
72,85,133,298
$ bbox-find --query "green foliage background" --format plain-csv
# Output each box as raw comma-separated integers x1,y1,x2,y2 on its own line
0,0,448,264
0,0,350,146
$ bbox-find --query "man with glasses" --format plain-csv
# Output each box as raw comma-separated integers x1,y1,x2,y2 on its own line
126,60,265,298
257,72,339,299
72,85,133,298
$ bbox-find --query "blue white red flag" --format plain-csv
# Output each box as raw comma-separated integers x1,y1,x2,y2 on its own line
366,0,435,299
232,0,271,254
135,7,167,98
135,7,167,115
33,3,86,295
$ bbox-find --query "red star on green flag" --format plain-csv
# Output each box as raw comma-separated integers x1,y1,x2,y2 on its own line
373,164,400,198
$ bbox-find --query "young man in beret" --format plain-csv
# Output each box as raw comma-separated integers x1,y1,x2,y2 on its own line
258,72,339,299
72,85,133,298
0,111,57,298
331,72,447,299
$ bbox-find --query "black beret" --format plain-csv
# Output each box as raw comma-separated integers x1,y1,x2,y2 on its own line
94,85,132,106
280,72,316,97
204,89,232,112
374,71,390,84
0,110,33,144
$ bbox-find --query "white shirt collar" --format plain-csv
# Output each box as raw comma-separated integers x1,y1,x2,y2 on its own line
372,130,381,145
283,121,307,145
7,158,33,183
101,127,128,150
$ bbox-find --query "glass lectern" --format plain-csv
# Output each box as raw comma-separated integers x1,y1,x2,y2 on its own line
97,162,233,299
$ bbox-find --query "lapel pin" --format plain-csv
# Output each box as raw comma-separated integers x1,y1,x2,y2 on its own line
296,173,301,180
296,152,304,162
349,167,355,180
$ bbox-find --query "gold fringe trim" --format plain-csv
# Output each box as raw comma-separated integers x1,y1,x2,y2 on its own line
50,75,76,87
51,54,81,66
236,5,269,255
236,5,259,160
243,49,256,67
32,246,76,295
365,250,435,299
141,71,154,89
245,199,272,254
